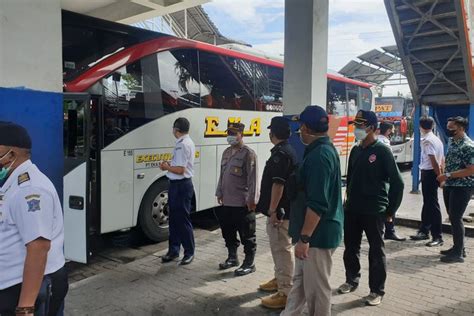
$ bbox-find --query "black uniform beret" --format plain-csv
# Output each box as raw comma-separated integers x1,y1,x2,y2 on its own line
0,121,32,149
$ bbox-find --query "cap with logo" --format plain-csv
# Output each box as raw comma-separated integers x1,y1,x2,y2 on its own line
0,121,32,149
349,110,378,128
292,105,329,132
227,122,245,133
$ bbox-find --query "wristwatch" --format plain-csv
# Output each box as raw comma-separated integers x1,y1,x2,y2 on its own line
300,234,311,244
445,172,452,179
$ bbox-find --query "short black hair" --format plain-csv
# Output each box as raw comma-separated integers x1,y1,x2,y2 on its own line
272,127,290,140
379,121,394,135
420,116,434,130
448,116,468,130
173,117,190,133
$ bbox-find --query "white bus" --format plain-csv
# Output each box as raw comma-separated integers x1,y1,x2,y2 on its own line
62,11,373,263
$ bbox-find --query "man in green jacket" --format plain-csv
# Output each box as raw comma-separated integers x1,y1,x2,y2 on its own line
338,110,404,307
281,106,343,316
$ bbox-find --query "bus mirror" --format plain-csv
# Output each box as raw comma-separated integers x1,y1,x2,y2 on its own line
112,73,121,82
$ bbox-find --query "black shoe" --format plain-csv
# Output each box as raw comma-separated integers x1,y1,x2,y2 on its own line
162,253,179,263
384,233,407,241
440,254,464,263
410,232,429,241
180,255,194,265
234,263,256,276
426,239,443,247
440,247,467,258
219,257,240,270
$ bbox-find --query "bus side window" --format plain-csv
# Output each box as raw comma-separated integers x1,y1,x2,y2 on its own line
346,84,359,117
359,87,372,112
256,65,283,112
327,79,347,116
199,51,255,111
158,49,201,112
101,54,163,147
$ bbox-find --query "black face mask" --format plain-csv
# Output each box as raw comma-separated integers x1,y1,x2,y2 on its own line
447,129,457,137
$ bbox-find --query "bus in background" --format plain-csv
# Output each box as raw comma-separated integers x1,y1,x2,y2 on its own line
62,11,373,263
375,96,414,164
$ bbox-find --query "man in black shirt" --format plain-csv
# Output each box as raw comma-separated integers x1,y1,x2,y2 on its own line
256,117,297,310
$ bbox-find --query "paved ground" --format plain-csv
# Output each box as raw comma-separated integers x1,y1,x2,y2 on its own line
66,218,474,316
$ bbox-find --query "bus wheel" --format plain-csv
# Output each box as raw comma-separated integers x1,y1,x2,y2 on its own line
139,180,169,242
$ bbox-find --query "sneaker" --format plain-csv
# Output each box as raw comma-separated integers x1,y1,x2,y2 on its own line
364,292,383,306
261,292,287,309
337,282,357,294
259,278,278,292
440,254,464,263
409,231,429,240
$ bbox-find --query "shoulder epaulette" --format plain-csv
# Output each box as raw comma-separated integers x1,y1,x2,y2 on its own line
18,172,30,185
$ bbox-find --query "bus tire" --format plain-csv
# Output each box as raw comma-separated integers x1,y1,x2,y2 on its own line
138,179,169,242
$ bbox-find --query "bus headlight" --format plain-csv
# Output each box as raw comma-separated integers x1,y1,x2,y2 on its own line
392,147,403,154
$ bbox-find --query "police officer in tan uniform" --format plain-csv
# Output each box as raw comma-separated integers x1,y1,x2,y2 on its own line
216,122,259,276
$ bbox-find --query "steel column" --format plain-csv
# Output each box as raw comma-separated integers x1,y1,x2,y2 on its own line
411,103,422,193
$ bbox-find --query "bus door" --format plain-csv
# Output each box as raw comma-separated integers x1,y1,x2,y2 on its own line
63,93,91,263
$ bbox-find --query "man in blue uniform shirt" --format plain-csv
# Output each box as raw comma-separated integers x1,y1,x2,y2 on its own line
0,122,68,316
160,118,196,265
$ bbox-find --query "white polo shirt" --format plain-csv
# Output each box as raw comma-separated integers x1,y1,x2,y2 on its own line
377,135,392,151
0,160,65,290
167,134,195,180
420,131,444,171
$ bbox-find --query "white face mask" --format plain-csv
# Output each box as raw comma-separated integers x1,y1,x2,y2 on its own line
354,127,368,141
227,135,239,146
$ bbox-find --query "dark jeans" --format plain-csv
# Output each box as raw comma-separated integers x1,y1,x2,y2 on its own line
168,178,195,257
215,206,257,256
420,170,443,239
0,266,68,316
443,186,473,256
343,212,386,296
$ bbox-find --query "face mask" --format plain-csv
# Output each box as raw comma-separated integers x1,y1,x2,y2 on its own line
227,135,239,146
0,150,14,181
447,129,457,137
299,132,308,146
354,127,368,141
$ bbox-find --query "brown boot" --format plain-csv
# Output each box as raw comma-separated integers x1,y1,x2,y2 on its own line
259,278,278,292
261,292,287,309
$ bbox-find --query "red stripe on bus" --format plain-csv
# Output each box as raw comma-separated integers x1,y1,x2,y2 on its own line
64,36,372,92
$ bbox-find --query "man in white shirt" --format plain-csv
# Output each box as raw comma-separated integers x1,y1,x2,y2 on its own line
377,121,406,242
160,118,196,265
410,116,445,247
0,122,68,316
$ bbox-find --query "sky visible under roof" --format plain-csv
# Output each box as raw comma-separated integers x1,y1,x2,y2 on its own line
203,0,410,96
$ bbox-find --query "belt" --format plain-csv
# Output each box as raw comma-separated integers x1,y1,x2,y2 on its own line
169,178,192,183
421,169,435,172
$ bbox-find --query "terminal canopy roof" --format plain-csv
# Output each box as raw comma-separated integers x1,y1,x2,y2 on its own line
384,0,474,106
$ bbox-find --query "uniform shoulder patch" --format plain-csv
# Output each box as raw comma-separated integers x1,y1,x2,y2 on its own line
18,172,30,185
25,194,41,212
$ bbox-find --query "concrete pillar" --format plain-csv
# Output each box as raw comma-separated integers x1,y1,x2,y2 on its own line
411,104,422,193
0,0,62,92
283,0,328,115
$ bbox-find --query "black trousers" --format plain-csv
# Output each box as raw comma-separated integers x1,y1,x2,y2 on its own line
343,212,386,296
0,266,68,316
443,186,473,256
215,206,256,257
420,170,443,239
384,214,398,236
168,178,195,257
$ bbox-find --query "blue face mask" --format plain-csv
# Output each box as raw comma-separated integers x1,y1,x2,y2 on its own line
0,150,13,181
